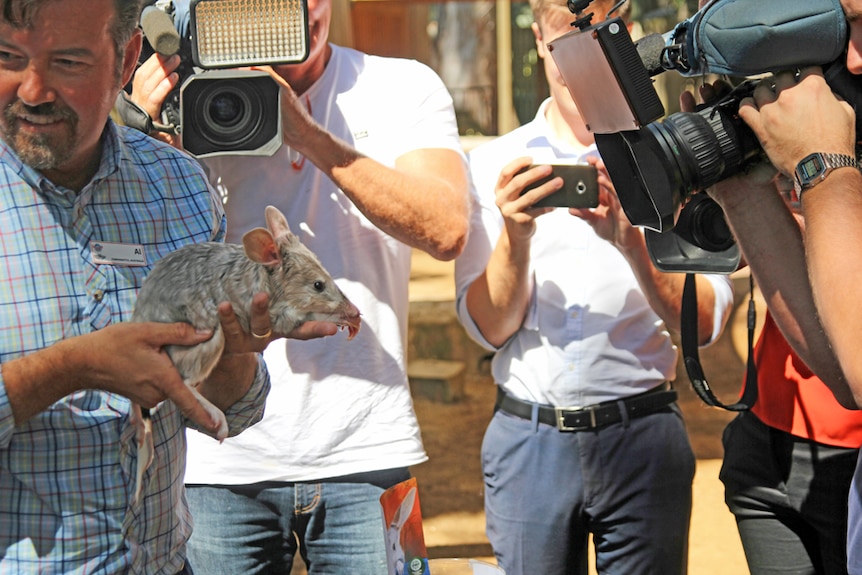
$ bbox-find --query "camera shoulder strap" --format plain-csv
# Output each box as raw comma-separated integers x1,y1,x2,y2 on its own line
681,272,757,411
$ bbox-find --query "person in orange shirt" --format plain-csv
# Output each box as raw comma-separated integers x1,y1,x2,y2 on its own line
706,170,862,573
721,309,862,574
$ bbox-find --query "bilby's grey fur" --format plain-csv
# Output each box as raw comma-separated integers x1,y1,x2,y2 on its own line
132,204,361,392
126,205,360,504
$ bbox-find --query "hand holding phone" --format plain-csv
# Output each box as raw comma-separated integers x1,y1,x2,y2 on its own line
518,164,599,208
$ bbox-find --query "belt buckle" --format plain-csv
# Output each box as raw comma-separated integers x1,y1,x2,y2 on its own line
555,405,596,431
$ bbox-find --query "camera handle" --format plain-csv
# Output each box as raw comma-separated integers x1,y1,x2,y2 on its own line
681,273,757,411
114,91,180,136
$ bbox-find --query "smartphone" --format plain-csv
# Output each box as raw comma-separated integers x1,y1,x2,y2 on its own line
519,164,599,209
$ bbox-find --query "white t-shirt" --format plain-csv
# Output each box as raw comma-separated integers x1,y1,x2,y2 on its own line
454,99,734,407
184,45,465,483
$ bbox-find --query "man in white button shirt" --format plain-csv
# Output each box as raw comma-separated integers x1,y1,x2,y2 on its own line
454,1,734,573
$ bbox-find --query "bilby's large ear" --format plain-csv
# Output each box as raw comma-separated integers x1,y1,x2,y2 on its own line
265,205,292,238
242,228,281,266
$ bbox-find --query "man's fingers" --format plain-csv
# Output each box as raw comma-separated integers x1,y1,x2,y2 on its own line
217,301,244,340
217,294,273,353
165,381,223,436
152,321,213,346
286,321,338,341
248,293,273,340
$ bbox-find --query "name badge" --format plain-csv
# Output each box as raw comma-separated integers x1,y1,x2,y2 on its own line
91,241,147,267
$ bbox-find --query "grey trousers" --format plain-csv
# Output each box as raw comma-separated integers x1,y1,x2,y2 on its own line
721,411,858,575
482,402,695,575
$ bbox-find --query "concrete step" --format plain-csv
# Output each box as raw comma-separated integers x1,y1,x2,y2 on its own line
407,299,491,403
408,358,467,403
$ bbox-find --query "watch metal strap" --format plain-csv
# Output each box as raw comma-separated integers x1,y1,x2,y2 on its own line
794,152,858,196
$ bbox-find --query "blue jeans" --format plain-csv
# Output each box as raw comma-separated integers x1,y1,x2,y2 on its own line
482,402,695,575
184,468,411,575
721,411,857,575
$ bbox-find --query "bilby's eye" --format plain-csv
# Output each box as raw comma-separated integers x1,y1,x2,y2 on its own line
313,280,325,292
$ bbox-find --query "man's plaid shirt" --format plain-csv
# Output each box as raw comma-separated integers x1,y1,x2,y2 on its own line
0,121,269,574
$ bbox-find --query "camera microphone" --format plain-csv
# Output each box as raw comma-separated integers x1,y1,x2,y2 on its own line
141,5,181,56
634,33,668,77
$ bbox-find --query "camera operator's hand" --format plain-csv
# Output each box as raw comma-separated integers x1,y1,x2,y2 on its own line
680,76,854,406
679,79,732,115
738,67,856,176
129,53,183,148
681,81,780,211
251,66,319,154
569,157,643,253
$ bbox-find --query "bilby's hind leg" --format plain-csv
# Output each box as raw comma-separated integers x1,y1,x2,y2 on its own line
186,384,229,441
129,402,154,505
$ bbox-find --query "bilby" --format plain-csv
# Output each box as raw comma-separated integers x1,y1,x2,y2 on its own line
128,204,361,503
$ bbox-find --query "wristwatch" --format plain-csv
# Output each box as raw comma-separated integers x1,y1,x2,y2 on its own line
793,152,858,195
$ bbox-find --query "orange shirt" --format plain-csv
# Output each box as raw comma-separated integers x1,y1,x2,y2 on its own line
749,312,862,448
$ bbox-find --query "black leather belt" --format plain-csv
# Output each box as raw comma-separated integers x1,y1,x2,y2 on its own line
495,384,677,432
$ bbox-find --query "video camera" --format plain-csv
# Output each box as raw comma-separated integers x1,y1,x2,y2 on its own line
118,0,310,158
548,0,861,273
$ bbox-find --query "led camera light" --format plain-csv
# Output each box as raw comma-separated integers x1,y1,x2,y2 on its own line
190,0,309,68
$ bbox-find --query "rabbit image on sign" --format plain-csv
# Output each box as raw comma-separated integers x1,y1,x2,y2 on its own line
128,204,361,502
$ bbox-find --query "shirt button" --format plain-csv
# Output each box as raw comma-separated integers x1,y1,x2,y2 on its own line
93,290,104,302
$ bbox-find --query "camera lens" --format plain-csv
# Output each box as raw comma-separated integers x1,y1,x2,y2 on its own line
208,92,245,127
180,71,282,157
597,84,762,234
200,85,259,142
184,79,267,150
684,195,735,252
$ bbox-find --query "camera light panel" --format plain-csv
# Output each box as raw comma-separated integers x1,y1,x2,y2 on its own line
191,0,309,68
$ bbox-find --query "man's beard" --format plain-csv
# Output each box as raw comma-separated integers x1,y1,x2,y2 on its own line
1,101,78,171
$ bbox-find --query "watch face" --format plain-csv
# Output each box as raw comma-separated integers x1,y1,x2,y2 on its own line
799,154,826,180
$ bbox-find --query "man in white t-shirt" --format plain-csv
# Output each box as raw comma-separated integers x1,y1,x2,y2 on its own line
130,0,470,572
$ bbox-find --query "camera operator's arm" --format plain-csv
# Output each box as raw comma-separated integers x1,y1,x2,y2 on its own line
737,67,862,404
803,167,862,403
687,82,856,408
260,68,469,262
706,168,855,407
129,58,469,261
572,158,723,345
464,158,555,347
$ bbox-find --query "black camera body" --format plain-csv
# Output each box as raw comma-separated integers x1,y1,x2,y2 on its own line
130,0,309,158
548,0,856,273
593,80,763,234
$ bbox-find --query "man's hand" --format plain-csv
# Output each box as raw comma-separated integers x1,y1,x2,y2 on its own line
218,293,338,355
65,322,223,435
569,157,643,252
738,67,856,176
129,53,183,147
494,157,556,244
